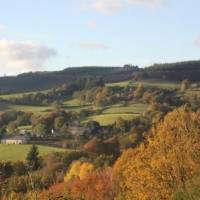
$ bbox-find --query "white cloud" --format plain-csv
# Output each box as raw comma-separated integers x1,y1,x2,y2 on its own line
0,39,57,74
78,42,109,50
92,0,124,15
87,20,97,28
81,0,165,15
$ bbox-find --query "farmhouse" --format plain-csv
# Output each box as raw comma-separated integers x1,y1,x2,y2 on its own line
1,135,30,144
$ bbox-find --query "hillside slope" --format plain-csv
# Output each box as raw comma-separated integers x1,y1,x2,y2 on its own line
0,60,200,94
0,66,138,94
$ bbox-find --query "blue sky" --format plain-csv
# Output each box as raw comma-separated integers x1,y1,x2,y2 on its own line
0,0,200,75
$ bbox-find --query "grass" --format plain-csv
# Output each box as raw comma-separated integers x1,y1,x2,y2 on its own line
0,90,50,100
0,144,65,162
84,103,147,125
18,125,32,131
9,105,54,114
63,99,82,107
132,80,180,90
106,80,131,87
106,79,180,90
63,99,92,112
63,99,101,112
102,103,148,114
84,113,139,126
0,98,97,114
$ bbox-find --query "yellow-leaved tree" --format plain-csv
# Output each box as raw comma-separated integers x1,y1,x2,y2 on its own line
64,161,94,182
114,107,200,200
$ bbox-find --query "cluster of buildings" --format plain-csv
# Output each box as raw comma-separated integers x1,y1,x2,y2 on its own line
1,134,30,144
0,124,88,145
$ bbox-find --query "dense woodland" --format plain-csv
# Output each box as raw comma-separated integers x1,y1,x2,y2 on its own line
139,60,200,81
0,61,200,199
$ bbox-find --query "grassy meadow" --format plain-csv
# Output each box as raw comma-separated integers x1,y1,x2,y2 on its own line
106,80,131,87
106,79,180,90
102,103,148,114
0,144,65,161
0,90,50,100
84,113,139,126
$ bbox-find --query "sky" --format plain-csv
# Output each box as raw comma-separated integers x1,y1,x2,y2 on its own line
0,0,200,75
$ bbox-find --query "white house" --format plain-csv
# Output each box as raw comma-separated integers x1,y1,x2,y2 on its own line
1,135,30,144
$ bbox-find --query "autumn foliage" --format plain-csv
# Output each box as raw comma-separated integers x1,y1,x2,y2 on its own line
64,161,94,181
3,108,200,200
114,107,200,200
66,168,116,200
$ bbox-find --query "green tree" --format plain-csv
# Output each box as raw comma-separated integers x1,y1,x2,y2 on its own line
6,122,17,134
54,116,65,131
16,113,30,126
94,154,114,168
33,123,48,137
26,145,41,171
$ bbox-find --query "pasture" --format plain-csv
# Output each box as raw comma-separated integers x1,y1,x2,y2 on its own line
107,79,180,90
102,103,148,114
0,90,50,100
63,99,92,112
84,102,147,125
10,105,54,113
106,80,131,87
85,113,139,126
0,144,65,161
132,80,179,90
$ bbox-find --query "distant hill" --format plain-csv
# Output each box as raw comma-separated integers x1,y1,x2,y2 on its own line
0,60,199,94
0,66,139,94
139,60,200,82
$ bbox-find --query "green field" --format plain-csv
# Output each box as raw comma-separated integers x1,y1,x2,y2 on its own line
0,90,50,100
18,125,32,131
107,80,179,90
84,113,139,126
0,144,65,161
10,105,54,113
132,80,179,90
0,103,54,115
102,103,148,114
106,80,131,87
63,99,92,111
84,103,147,125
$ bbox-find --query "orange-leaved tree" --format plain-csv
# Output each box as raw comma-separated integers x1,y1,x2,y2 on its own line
114,107,200,200
66,167,116,200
